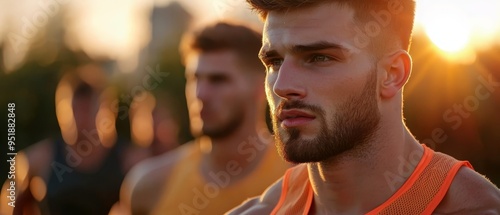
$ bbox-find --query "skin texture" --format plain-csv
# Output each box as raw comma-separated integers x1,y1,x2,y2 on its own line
115,50,280,215
227,2,500,215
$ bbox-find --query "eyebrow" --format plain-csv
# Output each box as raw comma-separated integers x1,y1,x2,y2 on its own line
259,41,347,59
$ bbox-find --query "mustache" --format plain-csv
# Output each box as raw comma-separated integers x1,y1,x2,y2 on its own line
276,100,325,116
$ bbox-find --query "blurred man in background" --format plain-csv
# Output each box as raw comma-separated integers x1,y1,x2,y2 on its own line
115,21,290,215
10,64,131,215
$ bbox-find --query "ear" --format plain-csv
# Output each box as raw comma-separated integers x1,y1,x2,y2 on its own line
378,50,412,99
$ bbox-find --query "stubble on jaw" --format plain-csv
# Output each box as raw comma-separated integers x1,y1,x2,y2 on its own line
273,70,381,164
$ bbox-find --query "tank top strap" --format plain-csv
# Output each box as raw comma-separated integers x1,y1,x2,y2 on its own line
371,145,472,214
272,145,473,215
271,164,312,215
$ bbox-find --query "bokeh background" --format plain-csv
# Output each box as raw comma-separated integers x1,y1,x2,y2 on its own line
0,0,500,212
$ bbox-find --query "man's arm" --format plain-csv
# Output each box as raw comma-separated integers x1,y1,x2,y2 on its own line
226,177,283,215
435,167,500,214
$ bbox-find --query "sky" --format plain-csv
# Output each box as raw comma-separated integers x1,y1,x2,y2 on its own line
1,0,500,72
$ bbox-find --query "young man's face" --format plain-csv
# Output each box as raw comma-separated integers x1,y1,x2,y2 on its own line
185,50,256,138
261,2,382,163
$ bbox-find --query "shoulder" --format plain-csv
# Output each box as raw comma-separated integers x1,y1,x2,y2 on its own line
226,177,284,215
435,166,500,214
120,142,194,214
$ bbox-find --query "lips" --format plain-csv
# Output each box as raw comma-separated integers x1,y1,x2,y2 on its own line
278,109,316,128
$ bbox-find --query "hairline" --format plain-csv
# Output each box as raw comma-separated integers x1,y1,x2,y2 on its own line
262,5,399,62
258,1,407,55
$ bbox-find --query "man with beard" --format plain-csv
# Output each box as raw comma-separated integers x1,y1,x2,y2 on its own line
227,0,500,214
114,22,290,215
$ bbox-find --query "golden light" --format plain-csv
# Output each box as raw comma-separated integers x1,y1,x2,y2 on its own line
1,180,14,215
130,92,156,147
96,106,117,148
55,76,78,146
131,110,154,147
416,0,500,62
15,152,30,192
424,12,471,53
30,176,47,202
417,1,472,53
65,0,151,72
96,87,119,148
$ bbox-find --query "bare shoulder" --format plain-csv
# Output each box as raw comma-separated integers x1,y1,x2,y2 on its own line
225,177,283,215
120,142,194,215
435,166,500,214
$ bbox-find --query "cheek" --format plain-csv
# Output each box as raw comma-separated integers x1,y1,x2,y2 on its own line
265,76,278,112
313,81,352,118
318,73,362,102
217,87,242,109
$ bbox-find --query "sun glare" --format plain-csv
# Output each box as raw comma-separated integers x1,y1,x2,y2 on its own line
416,0,500,60
424,13,471,53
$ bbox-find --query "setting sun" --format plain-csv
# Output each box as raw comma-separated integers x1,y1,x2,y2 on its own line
422,8,471,53
416,0,500,58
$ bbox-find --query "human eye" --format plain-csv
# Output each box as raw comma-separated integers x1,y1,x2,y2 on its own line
207,74,230,86
263,58,283,73
308,54,332,63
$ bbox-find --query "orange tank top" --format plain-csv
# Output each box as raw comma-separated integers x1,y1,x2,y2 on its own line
152,141,289,215
271,145,473,215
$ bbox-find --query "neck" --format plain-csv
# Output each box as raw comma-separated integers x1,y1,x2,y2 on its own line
309,122,423,214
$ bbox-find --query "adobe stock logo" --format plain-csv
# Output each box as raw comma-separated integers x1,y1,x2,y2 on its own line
212,0,238,19
422,73,500,148
384,73,500,192
8,0,71,54
50,64,169,182
384,150,421,192
341,0,404,56
116,64,169,120
354,0,403,49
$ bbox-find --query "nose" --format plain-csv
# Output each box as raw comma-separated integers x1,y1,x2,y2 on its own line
186,78,208,105
272,59,306,100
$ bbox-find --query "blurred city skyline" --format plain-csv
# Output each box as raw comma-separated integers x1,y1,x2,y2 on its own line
0,0,260,73
1,0,500,74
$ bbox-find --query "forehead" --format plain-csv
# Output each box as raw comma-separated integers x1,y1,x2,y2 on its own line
185,50,241,77
263,3,358,51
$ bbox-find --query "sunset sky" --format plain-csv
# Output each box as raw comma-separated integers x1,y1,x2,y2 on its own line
1,0,500,72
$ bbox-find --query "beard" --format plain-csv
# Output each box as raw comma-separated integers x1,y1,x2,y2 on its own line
202,104,245,139
273,70,381,163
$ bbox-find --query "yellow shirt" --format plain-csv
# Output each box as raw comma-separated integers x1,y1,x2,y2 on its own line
152,140,289,215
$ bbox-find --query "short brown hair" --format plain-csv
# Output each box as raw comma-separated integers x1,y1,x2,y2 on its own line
246,0,416,51
180,21,265,72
